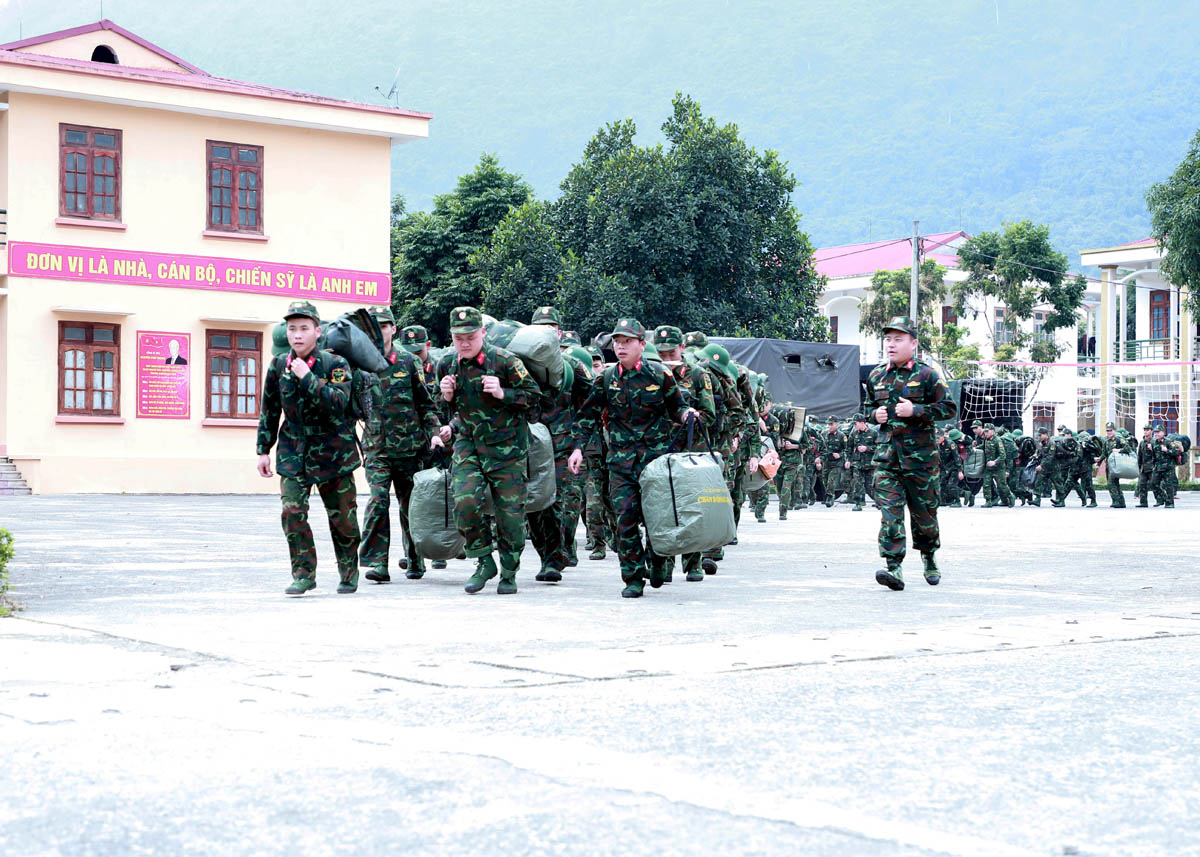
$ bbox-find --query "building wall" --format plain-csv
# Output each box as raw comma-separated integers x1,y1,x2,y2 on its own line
2,91,393,493
12,30,190,73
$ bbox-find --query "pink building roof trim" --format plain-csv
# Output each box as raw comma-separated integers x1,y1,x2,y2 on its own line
0,20,433,122
0,19,209,75
815,230,970,279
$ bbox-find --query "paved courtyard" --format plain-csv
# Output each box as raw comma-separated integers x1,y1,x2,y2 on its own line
1,493,1198,857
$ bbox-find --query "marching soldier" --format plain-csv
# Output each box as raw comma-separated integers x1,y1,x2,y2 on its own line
359,307,445,583
569,319,697,597
256,301,363,596
866,316,957,590
436,306,540,594
1135,423,1155,507
1148,424,1183,508
981,424,1014,507
400,323,449,570
1095,422,1133,508
773,405,803,519
818,415,848,506
846,413,875,511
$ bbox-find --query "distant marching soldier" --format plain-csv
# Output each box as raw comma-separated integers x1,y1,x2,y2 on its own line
981,424,1014,507
700,343,749,572
569,318,697,598
773,405,803,519
358,306,445,583
436,306,541,595
865,316,957,591
399,323,450,570
1148,423,1183,508
846,413,875,511
1072,431,1099,507
1095,422,1133,508
1135,423,1155,507
256,300,363,596
819,415,848,506
582,348,614,559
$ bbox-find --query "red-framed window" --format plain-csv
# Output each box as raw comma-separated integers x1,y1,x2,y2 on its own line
941,305,957,327
829,315,838,342
59,124,121,220
1150,290,1169,340
206,330,262,418
58,322,120,415
207,141,263,233
1032,404,1055,438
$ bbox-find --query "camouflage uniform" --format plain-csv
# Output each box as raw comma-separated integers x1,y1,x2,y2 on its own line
864,317,957,588
1095,425,1133,508
573,319,691,596
819,419,848,506
1000,430,1025,503
1050,429,1080,506
751,409,781,521
937,432,963,506
980,428,1014,507
437,308,540,590
1031,432,1054,505
1148,430,1183,508
773,405,803,518
846,418,875,510
256,301,362,593
701,344,750,565
1072,433,1099,506
799,422,821,506
1136,427,1155,506
358,315,442,580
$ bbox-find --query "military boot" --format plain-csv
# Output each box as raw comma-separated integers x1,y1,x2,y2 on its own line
464,555,498,594
497,568,518,595
431,560,448,569
397,557,409,570
922,552,940,586
853,504,863,511
589,545,606,560
779,511,788,521
405,561,426,580
337,569,359,594
1087,499,1098,508
875,563,904,591
284,577,316,596
535,562,562,583
649,561,667,589
701,557,718,575
621,576,645,598
584,538,596,551
365,565,391,583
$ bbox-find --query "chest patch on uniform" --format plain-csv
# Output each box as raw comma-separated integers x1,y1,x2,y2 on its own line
393,370,407,379
906,381,921,388
646,384,660,392
514,362,529,378
331,367,349,384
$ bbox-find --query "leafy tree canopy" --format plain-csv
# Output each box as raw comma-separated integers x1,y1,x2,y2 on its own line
1146,128,1200,317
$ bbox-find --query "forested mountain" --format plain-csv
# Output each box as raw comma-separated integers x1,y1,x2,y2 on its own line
12,0,1199,256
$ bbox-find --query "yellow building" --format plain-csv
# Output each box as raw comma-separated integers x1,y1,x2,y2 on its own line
0,20,430,494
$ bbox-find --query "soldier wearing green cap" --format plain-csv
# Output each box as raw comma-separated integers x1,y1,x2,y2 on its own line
1048,425,1080,506
568,318,697,597
697,343,751,572
581,346,614,559
939,429,965,506
357,307,445,584
865,315,957,591
531,306,563,328
1135,423,1155,506
1148,424,1183,508
1095,421,1134,508
978,423,1014,507
818,415,848,507
257,301,363,596
654,324,718,580
436,306,541,594
846,412,875,511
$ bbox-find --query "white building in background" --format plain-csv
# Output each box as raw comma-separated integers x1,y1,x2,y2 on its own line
814,230,1099,436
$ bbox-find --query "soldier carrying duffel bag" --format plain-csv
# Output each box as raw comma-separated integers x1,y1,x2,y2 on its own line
642,416,736,557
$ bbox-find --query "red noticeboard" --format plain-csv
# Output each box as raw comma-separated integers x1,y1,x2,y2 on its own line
136,331,191,419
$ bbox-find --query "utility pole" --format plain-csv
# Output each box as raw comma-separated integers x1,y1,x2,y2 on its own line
910,220,920,322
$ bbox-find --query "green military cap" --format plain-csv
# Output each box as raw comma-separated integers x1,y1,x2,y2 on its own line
449,306,483,334
532,306,562,326
586,345,602,360
367,305,395,325
400,325,429,353
653,325,685,348
827,415,839,424
560,330,582,346
611,317,646,340
1012,429,1023,438
948,429,964,441
683,331,708,349
1105,421,1116,430
700,343,737,380
984,423,995,430
284,300,320,324
1152,422,1164,432
852,412,865,421
971,419,982,428
642,339,661,362
568,345,594,378
1143,423,1153,430
1038,426,1049,435
882,315,918,337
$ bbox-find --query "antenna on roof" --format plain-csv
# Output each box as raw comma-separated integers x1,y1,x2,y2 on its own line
374,66,402,107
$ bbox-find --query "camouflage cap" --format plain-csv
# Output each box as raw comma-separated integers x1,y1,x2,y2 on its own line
683,331,709,349
827,415,839,424
948,429,965,441
852,412,865,421
531,306,562,327
882,315,918,337
586,345,602,360
568,345,594,378
971,419,983,428
1152,422,1165,432
1012,429,1023,438
1143,423,1153,430
653,325,685,348
449,306,483,334
1057,424,1069,432
367,305,395,326
984,423,995,431
1105,421,1116,430
611,317,646,340
560,330,582,346
284,300,320,324
401,325,429,353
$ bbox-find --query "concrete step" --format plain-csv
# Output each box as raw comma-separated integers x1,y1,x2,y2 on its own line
0,456,30,493
0,486,32,495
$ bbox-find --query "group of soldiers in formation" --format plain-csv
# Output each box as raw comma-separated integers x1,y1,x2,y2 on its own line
258,300,820,598
255,303,1186,600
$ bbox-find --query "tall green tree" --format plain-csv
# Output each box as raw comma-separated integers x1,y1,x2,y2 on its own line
859,260,948,341
1146,129,1200,317
391,154,531,342
955,220,1085,362
474,200,564,323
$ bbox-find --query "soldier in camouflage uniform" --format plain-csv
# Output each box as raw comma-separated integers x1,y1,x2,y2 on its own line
1095,421,1134,508
257,301,363,596
569,318,696,597
399,323,451,570
582,348,614,559
1071,431,1099,507
358,307,445,583
526,306,592,582
700,343,750,572
939,429,965,506
818,416,848,506
865,317,957,591
1048,426,1080,506
999,428,1024,504
799,418,821,507
436,306,541,595
980,424,1014,507
1148,424,1183,508
654,324,718,581
751,405,780,522
1135,423,1155,507
1030,427,1053,506
846,413,875,511
773,405,803,519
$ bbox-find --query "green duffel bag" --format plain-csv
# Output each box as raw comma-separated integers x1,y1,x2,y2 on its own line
484,318,523,349
481,422,557,515
640,450,735,556
1107,450,1139,480
964,447,985,479
506,324,564,395
324,310,389,373
409,465,466,561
